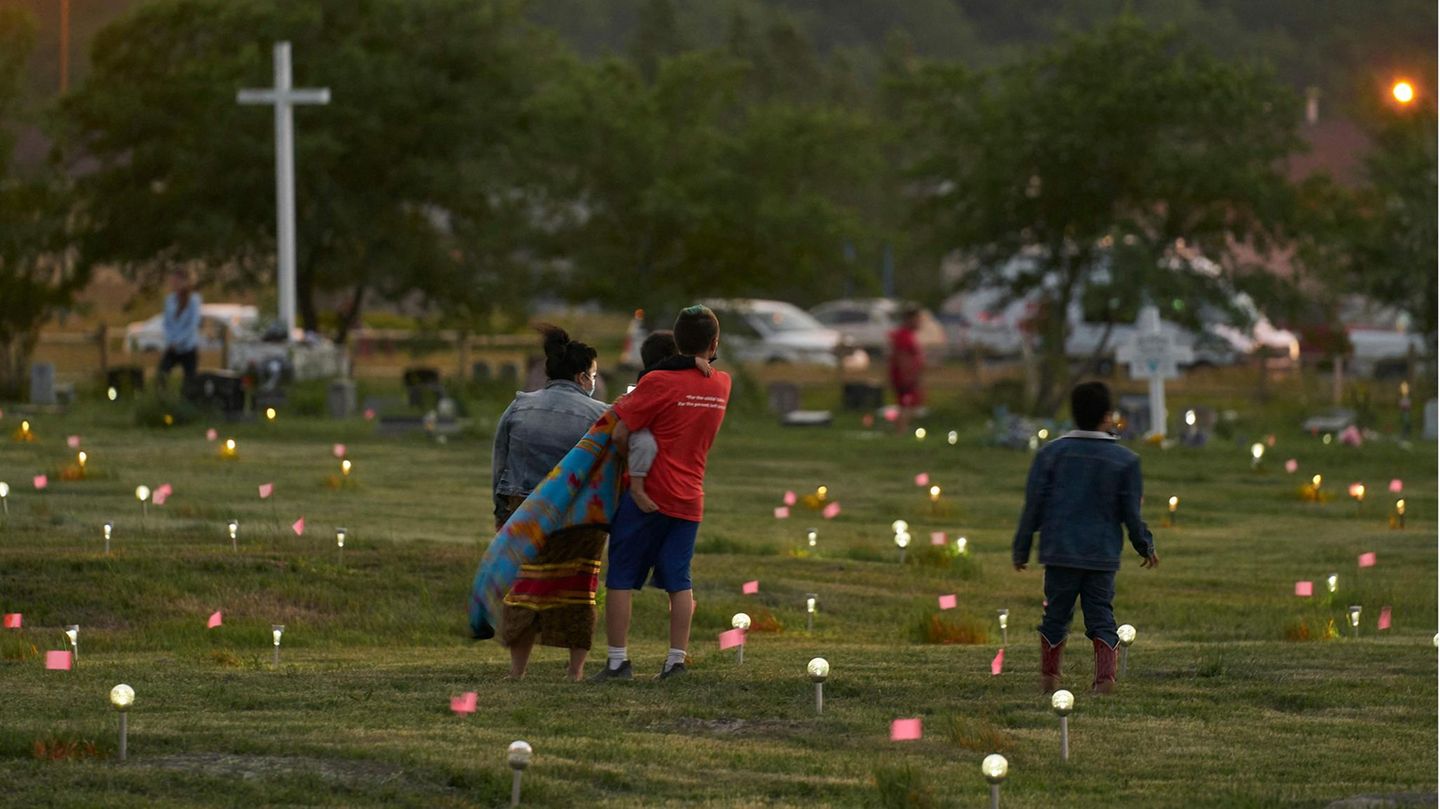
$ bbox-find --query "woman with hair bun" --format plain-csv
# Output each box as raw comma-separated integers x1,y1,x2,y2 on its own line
489,324,609,680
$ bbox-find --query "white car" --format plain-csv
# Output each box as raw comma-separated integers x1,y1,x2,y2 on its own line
125,304,260,353
1337,296,1429,378
809,299,949,358
701,299,850,367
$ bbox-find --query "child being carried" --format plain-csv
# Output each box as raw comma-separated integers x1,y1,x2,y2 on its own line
627,330,712,513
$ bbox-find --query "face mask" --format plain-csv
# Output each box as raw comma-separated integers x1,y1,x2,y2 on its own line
585,374,597,398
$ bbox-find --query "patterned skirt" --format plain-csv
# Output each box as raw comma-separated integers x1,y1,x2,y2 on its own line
496,496,606,650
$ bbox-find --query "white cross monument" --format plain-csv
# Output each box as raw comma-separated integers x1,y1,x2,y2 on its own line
237,42,330,341
1115,305,1192,438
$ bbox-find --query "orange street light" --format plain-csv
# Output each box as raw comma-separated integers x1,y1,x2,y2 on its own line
1391,80,1416,105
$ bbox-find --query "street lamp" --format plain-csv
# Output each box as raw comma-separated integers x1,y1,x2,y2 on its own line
982,753,1008,809
808,657,829,714
110,684,134,761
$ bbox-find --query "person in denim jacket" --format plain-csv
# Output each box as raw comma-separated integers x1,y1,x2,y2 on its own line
490,325,609,680
1012,381,1159,695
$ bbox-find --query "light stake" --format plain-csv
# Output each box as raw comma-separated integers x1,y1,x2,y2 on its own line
0,480,7,515
221,438,238,460
1117,624,1136,677
1394,499,1406,529
982,753,1008,809
1310,474,1323,502
107,386,118,401
265,407,277,422
1051,689,1074,762
507,740,532,807
806,594,817,632
65,625,78,667
77,451,88,471
341,459,352,478
109,684,134,761
914,427,926,441
806,528,818,549
336,527,346,566
1348,605,1362,638
816,485,828,502
1037,428,1050,441
1166,496,1179,527
1250,442,1264,469
928,484,941,504
227,519,239,551
997,609,1009,648
1327,573,1339,596
135,485,151,519
955,536,969,556
1348,482,1366,514
947,430,958,445
103,521,113,555
731,613,750,665
272,624,284,666
893,526,911,564
808,657,829,714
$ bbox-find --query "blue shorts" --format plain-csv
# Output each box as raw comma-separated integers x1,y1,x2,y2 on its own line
605,492,700,592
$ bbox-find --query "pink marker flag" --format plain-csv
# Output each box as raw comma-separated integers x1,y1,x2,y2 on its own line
156,483,173,498
333,443,347,459
67,435,81,449
45,650,72,671
292,517,305,536
207,611,223,629
32,475,47,490
742,580,759,595
718,628,746,650
3,613,21,629
364,408,376,421
152,489,169,506
1358,552,1376,568
450,692,477,714
1284,459,1298,474
1295,581,1313,597
930,531,947,546
206,428,218,441
1378,606,1392,631
258,483,274,499
914,473,930,487
1389,479,1403,494
991,648,1005,676
937,594,957,610
822,502,841,520
890,718,922,741
783,490,797,506
773,506,790,519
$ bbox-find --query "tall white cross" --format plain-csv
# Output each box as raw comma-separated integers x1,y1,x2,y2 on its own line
237,42,330,340
1116,304,1193,438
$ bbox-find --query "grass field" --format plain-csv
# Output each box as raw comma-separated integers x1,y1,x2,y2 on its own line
0,378,1435,808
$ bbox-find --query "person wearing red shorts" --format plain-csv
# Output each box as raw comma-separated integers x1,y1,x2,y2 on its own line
888,306,925,435
590,305,731,682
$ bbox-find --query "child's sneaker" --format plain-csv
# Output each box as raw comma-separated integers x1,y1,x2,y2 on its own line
655,662,687,681
588,660,633,683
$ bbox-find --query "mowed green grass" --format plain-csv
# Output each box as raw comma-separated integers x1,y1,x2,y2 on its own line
0,389,1435,808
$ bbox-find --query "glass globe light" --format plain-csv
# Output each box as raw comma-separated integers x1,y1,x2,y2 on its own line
336,528,347,548
981,753,1009,784
1184,410,1196,427
914,427,926,440
806,596,816,614
1327,574,1338,594
1348,605,1362,627
341,459,352,476
947,430,958,445
265,407,277,422
1312,474,1323,488
77,451,88,467
1250,443,1264,460
806,528,817,547
0,482,9,498
135,485,151,502
816,485,828,499
731,613,751,631
1117,624,1136,646
109,684,134,710
807,657,829,682
272,625,284,646
955,536,968,555
1037,428,1049,440
225,438,236,451
1167,496,1179,512
103,522,113,540
107,387,118,401
507,740,533,770
1051,689,1074,716
997,609,1009,630
227,520,238,540
894,531,911,549
891,520,909,534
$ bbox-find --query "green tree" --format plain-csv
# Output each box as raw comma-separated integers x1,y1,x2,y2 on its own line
0,6,79,397
899,16,1306,412
57,0,558,340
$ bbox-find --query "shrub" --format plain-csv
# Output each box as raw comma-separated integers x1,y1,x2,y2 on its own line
873,765,938,809
912,612,989,645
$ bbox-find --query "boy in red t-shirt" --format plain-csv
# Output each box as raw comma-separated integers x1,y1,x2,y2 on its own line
591,305,731,681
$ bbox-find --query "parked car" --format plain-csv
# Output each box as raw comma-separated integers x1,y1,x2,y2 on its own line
700,298,857,367
1338,296,1429,378
809,299,949,359
124,304,260,353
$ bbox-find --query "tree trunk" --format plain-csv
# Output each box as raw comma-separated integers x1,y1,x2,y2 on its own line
334,284,365,345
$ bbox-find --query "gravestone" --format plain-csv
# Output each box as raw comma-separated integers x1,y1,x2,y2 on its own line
327,379,356,419
1114,306,1192,438
29,362,56,405
183,371,247,415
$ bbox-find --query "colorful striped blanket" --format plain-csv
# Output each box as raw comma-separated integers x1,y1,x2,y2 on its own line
469,410,624,638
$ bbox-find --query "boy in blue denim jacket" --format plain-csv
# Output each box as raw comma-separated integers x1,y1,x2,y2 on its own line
1012,382,1159,694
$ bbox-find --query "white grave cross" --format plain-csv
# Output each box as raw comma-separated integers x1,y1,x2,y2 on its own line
1115,305,1192,438
237,42,330,340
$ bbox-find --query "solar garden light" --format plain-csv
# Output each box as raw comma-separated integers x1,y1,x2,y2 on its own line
1348,483,1366,514
892,520,910,564
947,430,958,445
507,740,532,807
806,528,818,549
1051,689,1074,762
1250,442,1264,469
272,625,285,666
808,657,829,715
1327,573,1339,595
227,519,239,551
816,485,828,502
107,386,118,401
336,527,347,566
1394,499,1406,529
955,536,969,556
998,609,1009,647
134,485,151,519
65,625,79,666
110,684,134,761
1166,496,1179,527
0,481,8,515
1348,605,1362,638
265,407,277,422
982,753,1008,809
731,613,751,664
1117,624,1136,676
806,594,818,632
103,521,113,555
914,427,926,441
929,484,942,504
221,438,238,460
77,451,88,471
341,459,352,478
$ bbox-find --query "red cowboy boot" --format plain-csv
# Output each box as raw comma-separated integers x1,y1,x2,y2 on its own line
1040,635,1065,694
1091,637,1117,694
